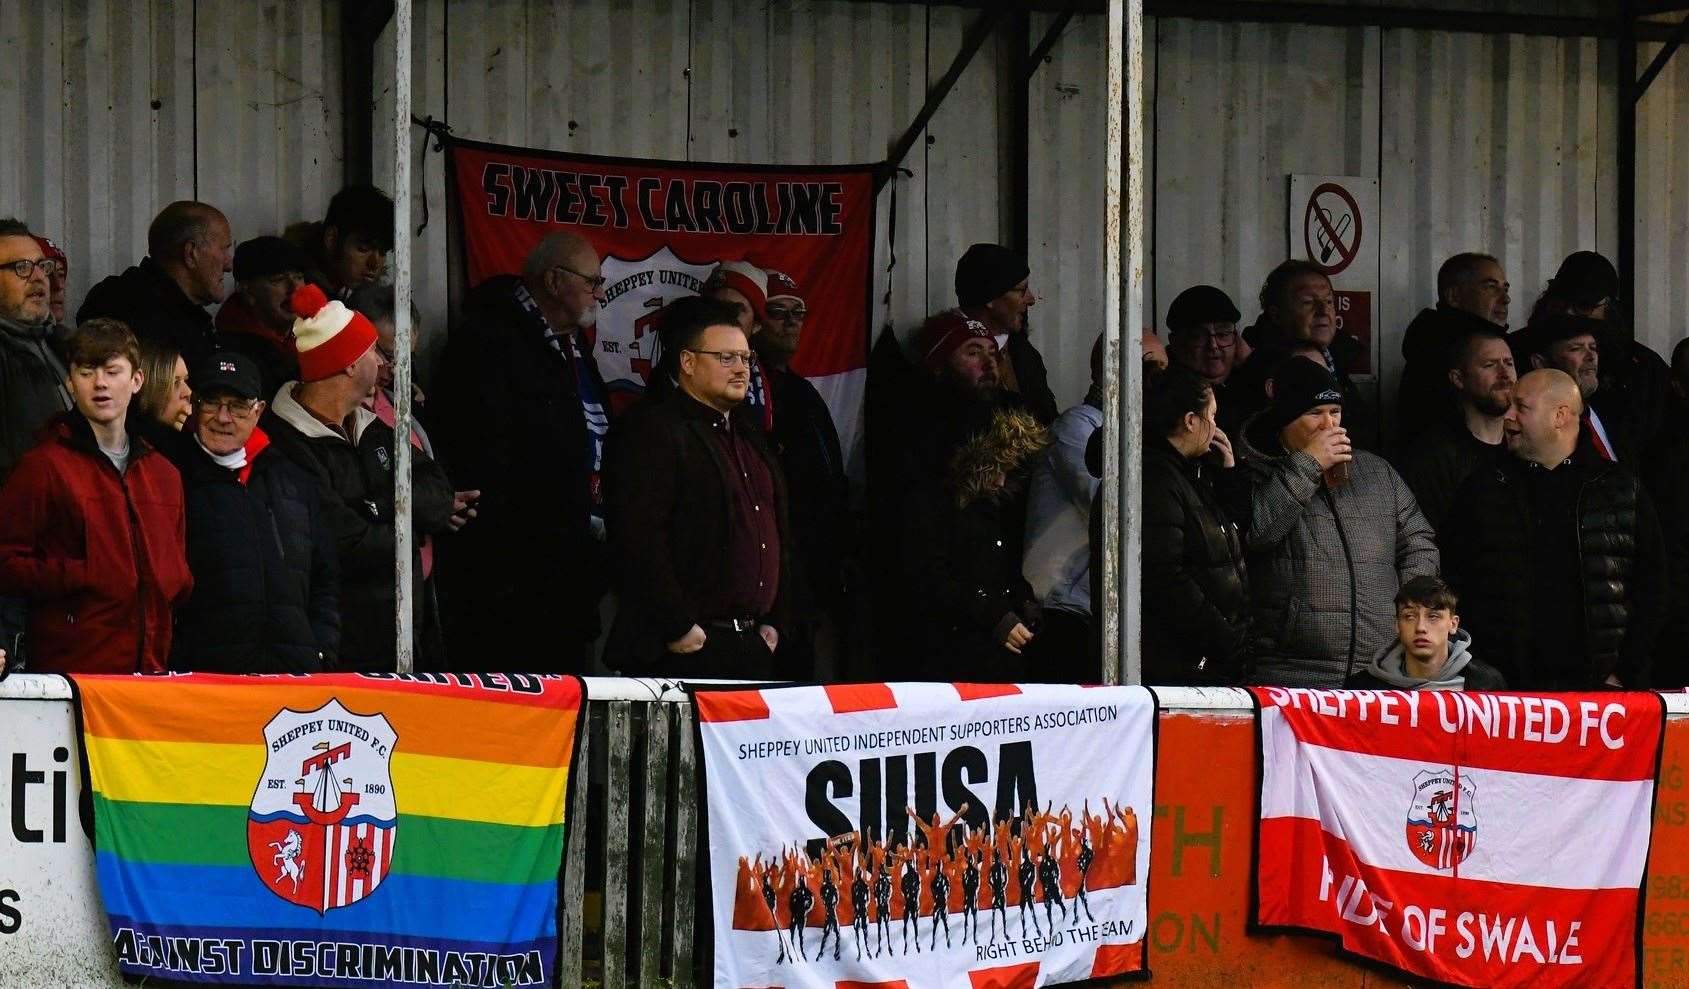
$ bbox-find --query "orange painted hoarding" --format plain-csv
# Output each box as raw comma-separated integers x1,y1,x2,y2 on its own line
1101,710,1689,987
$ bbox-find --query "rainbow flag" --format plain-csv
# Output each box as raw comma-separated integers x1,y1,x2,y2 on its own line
71,672,581,988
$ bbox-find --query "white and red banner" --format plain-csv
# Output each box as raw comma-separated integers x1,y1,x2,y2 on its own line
1252,687,1666,988
694,682,1155,989
446,138,877,457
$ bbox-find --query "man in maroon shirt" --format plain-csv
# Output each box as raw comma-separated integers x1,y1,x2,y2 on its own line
603,298,791,678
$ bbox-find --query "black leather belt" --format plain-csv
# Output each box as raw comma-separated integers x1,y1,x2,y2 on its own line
705,618,760,633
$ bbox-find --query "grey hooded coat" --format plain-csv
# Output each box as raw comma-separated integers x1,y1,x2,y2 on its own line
1237,413,1440,687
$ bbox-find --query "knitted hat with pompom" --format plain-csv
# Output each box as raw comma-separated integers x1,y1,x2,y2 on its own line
290,283,378,382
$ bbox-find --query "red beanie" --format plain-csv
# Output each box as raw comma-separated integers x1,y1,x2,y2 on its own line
290,283,378,382
916,309,996,371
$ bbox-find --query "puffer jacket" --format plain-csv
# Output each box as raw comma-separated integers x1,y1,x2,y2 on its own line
1237,413,1439,687
261,383,456,671
1441,451,1665,689
1141,438,1250,684
170,429,340,673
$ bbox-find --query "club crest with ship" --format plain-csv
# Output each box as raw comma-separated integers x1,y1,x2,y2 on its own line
247,699,399,914
1404,768,1477,870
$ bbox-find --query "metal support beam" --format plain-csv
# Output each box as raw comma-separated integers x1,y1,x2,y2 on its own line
881,8,1007,180
1022,7,1078,85
340,0,396,186
392,0,415,673
1008,8,1031,256
1618,0,1638,332
1142,0,1684,41
1101,0,1144,686
1635,13,1689,100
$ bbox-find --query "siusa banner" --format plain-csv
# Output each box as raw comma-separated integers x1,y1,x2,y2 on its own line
71,672,582,988
693,681,1157,988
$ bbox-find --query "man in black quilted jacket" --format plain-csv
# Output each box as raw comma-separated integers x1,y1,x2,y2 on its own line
1440,369,1666,690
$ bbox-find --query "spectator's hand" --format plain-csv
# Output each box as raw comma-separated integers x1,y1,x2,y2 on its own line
1604,674,1624,688
1210,426,1235,468
448,489,481,531
667,624,707,654
1003,623,1034,654
412,382,427,406
759,625,779,653
1298,426,1353,471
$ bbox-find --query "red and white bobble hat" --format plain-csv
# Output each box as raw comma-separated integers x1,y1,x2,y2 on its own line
705,260,768,323
289,283,378,382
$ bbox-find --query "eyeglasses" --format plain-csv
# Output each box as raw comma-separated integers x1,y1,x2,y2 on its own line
685,349,757,369
1,258,59,279
765,304,808,322
553,264,607,291
1185,327,1237,346
196,396,259,418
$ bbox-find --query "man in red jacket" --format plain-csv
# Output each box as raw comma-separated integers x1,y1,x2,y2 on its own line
0,318,192,673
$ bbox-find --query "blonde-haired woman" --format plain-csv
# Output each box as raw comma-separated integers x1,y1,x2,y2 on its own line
134,338,192,432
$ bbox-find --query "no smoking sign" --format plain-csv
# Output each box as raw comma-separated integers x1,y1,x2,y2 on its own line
1302,182,1363,277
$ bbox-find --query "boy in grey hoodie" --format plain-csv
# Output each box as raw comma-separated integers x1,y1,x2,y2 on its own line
1346,576,1507,691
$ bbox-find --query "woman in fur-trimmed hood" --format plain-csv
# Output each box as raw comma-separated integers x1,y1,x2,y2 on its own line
900,406,1051,681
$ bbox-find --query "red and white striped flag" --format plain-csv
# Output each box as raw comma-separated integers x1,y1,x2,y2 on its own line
1252,687,1664,988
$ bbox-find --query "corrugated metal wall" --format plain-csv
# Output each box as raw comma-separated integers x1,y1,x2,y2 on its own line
375,0,1011,407
7,2,1688,424
0,0,340,319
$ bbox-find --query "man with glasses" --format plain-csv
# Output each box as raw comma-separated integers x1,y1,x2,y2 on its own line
603,298,790,679
0,220,76,668
751,269,849,677
264,284,457,671
1231,259,1375,449
1165,284,1245,436
78,201,233,373
213,236,312,400
0,319,192,673
1395,253,1512,450
170,351,339,672
434,231,612,673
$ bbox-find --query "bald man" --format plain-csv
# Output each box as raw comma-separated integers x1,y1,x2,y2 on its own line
433,232,612,673
1439,369,1665,691
79,201,234,372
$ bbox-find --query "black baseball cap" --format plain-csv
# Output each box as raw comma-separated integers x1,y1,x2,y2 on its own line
195,351,263,400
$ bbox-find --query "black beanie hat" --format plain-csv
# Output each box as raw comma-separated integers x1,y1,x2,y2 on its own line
1525,312,1606,356
1270,356,1344,432
1166,285,1242,333
955,243,1030,308
233,236,313,283
1546,251,1619,308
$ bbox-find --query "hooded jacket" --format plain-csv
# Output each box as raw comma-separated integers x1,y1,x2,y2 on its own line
1237,412,1440,687
261,382,456,670
169,428,340,673
0,413,192,673
77,256,217,372
1345,628,1506,691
